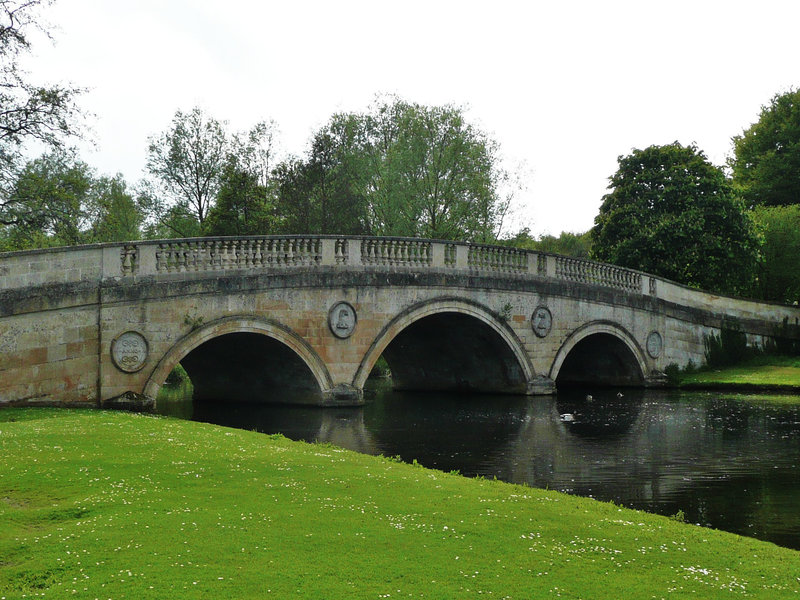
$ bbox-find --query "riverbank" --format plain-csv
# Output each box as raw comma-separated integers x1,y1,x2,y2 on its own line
1,409,798,598
678,355,800,393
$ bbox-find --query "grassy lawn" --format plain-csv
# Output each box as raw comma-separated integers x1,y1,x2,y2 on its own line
680,355,800,389
2,408,799,599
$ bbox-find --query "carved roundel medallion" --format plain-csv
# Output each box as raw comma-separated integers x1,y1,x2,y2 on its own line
646,331,663,358
111,331,149,373
328,301,357,339
531,306,553,338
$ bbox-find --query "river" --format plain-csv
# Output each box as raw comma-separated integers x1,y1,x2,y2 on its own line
157,383,800,550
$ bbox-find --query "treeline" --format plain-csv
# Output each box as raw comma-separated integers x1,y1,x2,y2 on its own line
588,87,800,303
0,98,520,251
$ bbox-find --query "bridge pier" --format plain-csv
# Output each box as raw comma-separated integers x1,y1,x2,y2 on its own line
527,376,556,395
323,384,364,407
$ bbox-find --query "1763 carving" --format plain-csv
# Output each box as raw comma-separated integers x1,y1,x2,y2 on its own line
111,331,149,373
328,302,357,339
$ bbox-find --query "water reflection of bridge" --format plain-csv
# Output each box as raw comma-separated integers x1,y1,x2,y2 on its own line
285,390,796,539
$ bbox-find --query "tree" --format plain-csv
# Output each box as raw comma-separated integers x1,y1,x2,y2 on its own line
0,150,143,250
203,163,276,236
0,0,83,223
749,204,800,303
500,227,592,258
273,96,514,241
363,99,508,241
731,88,800,208
535,231,592,259
146,107,228,228
591,142,759,295
0,150,91,249
85,175,143,243
273,116,370,235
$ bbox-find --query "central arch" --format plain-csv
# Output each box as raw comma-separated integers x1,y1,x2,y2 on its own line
549,321,648,387
353,297,536,394
143,316,333,403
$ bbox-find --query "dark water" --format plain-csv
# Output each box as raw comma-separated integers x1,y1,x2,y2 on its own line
157,383,800,550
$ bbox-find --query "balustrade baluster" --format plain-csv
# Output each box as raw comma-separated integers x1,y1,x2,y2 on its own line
173,243,184,272
160,245,167,272
382,240,389,265
121,246,133,275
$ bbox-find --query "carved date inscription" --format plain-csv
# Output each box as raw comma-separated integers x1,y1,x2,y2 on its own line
111,331,148,373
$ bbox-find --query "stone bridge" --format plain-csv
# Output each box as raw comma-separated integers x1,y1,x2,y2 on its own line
1,236,799,408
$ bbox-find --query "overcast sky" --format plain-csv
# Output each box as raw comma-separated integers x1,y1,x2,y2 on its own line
22,0,800,237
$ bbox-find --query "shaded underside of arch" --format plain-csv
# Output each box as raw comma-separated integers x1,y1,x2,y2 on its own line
181,332,323,404
356,298,535,395
143,316,333,405
553,327,646,388
383,312,528,394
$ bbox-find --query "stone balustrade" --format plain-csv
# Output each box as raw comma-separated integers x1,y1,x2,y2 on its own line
0,235,666,299
98,236,652,295
554,255,642,293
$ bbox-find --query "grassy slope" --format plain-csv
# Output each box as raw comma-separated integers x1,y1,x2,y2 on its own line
1,409,799,599
681,356,800,388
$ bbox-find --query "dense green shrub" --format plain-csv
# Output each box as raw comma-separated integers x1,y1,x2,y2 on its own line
704,319,751,368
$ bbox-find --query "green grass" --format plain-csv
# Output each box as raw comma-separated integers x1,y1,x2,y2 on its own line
1,408,799,599
681,355,800,388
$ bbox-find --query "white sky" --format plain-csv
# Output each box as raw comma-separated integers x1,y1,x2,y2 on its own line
22,0,800,237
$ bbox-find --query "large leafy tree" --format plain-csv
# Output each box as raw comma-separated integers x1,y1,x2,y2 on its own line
591,142,759,295
203,163,276,236
366,99,507,241
731,88,800,208
145,107,229,229
85,175,143,243
273,116,370,235
0,0,83,225
0,150,91,249
146,110,281,237
0,150,143,250
749,204,800,303
274,97,513,241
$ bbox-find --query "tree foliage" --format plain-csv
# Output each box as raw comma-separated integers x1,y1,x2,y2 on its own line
146,109,280,237
501,227,591,258
271,117,369,236
273,97,513,241
749,204,800,303
731,88,800,208
0,150,142,250
591,142,759,295
203,163,276,236
145,107,228,228
0,0,83,223
85,175,143,243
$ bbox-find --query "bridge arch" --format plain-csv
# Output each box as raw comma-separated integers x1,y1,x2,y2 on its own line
353,297,536,394
550,321,649,387
143,315,334,402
